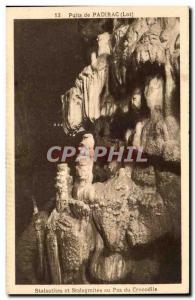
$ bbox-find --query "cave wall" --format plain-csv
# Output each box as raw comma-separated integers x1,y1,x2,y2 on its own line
15,20,88,235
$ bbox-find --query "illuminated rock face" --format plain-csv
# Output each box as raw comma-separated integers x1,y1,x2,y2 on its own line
16,18,181,284
46,136,96,284
44,160,180,283
16,165,180,284
17,143,181,284
62,18,180,137
89,165,180,283
55,164,73,212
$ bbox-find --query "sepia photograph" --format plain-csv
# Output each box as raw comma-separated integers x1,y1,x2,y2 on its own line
6,6,189,295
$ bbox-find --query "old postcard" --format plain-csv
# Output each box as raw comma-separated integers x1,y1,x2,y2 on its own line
6,6,189,295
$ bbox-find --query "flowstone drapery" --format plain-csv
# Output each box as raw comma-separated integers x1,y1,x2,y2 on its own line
16,18,181,284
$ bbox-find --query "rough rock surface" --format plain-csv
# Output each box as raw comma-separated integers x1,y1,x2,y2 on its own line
47,209,94,283
16,17,181,284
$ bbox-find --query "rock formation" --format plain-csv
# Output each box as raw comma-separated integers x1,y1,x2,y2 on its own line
16,17,181,284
